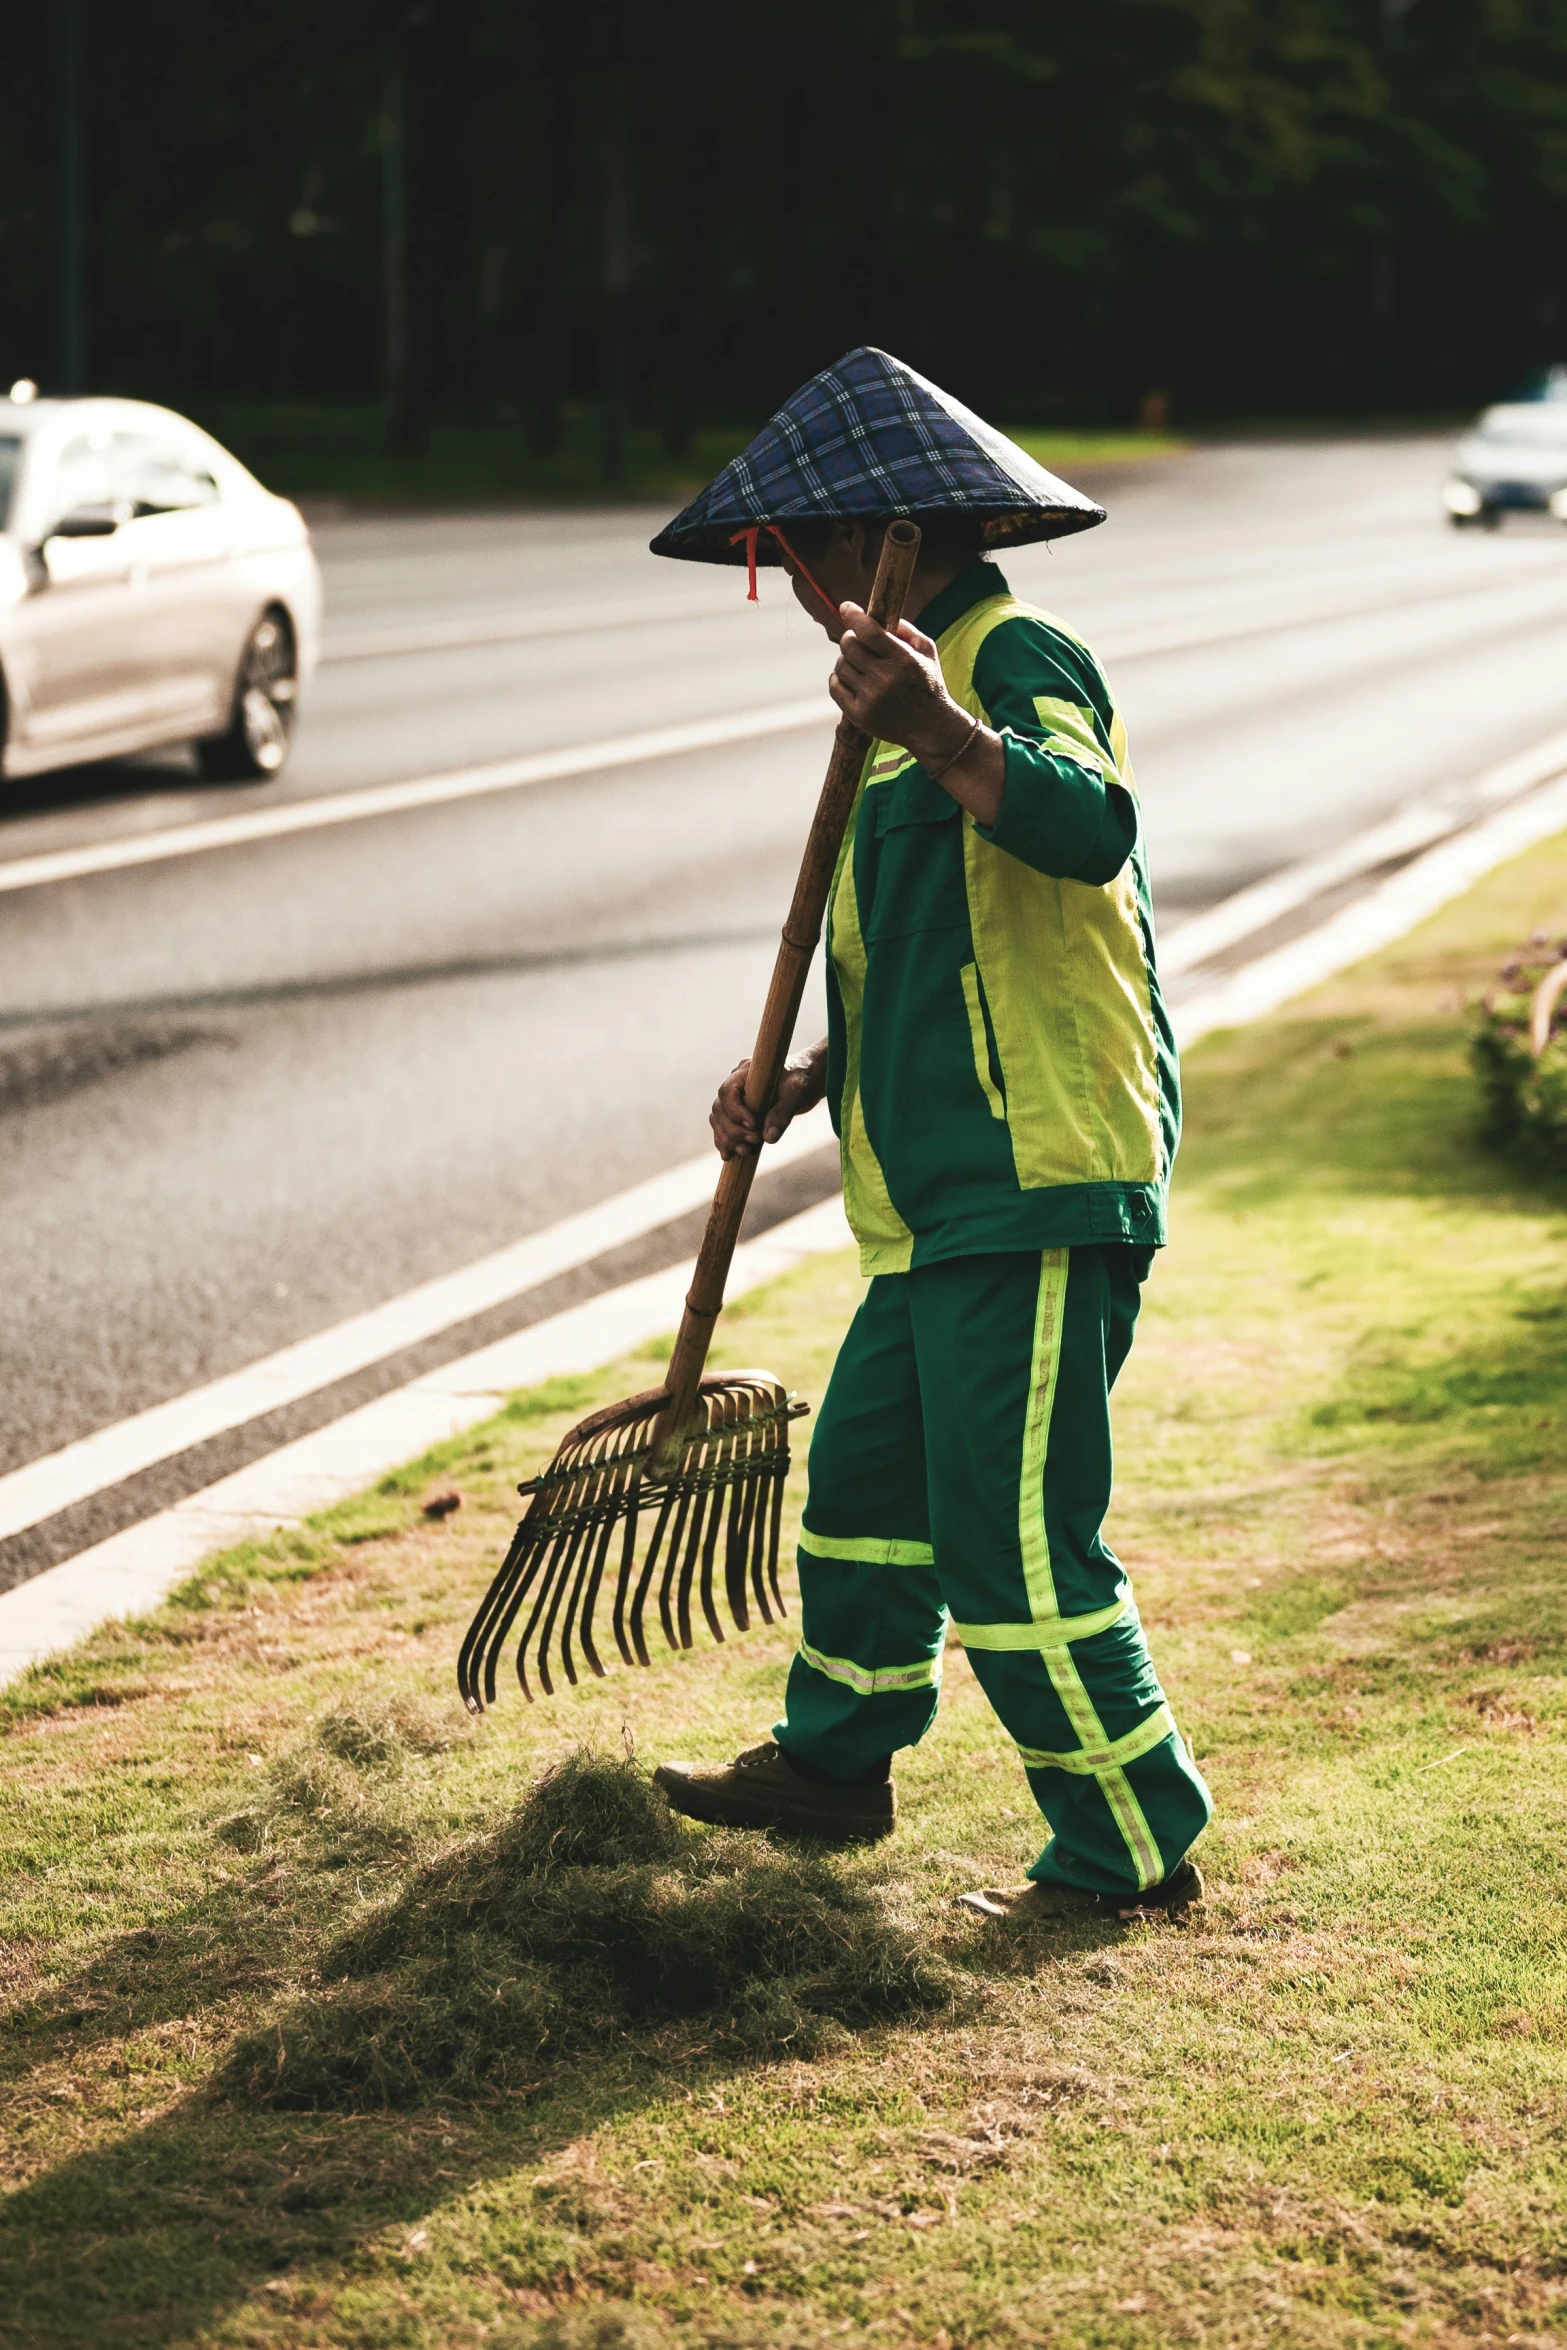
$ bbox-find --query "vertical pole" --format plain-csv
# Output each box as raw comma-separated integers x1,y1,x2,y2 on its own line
55,0,86,394
382,46,411,446
601,70,630,484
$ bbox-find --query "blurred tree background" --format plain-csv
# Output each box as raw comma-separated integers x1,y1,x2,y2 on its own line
2,0,1564,476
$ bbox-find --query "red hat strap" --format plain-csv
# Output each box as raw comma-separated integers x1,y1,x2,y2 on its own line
730,525,762,602
728,523,844,623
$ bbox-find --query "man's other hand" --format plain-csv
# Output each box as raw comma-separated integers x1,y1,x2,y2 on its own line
710,1045,827,1160
829,602,1005,826
829,607,954,754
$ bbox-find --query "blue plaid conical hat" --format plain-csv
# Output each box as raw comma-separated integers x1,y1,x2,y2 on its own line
650,346,1104,568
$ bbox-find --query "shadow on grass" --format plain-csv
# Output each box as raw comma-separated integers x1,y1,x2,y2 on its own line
2,1752,1086,2347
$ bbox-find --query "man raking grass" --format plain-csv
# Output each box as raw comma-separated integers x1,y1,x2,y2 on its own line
648,349,1212,1922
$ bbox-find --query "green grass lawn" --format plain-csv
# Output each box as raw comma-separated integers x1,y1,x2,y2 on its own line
4,837,1567,2349
188,402,1186,508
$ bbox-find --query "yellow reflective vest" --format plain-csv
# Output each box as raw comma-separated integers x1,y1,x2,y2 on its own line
825,559,1179,1276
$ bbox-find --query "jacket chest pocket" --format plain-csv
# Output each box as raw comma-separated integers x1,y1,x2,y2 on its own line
874,768,959,835
862,771,967,944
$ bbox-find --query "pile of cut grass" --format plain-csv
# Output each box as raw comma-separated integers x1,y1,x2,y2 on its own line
218,1752,960,2111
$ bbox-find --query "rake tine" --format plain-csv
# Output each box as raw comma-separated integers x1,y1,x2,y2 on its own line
532,1464,605,1694
696,1452,731,1648
746,1463,769,1625
577,1457,634,1678
555,1434,621,1686
654,1473,699,1652
458,1510,534,1712
495,1428,611,1704
476,1511,554,1709
764,1445,789,1619
693,1390,739,1645
674,1479,712,1652
746,1453,773,1628
725,1452,760,1632
607,1458,644,1667
564,1443,630,1684
671,1415,720,1650
477,1489,567,1709
515,1496,589,1701
464,1436,587,1704
627,1474,681,1668
549,1484,605,1690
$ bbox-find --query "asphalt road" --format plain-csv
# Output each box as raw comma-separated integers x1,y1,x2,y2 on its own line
3,435,1566,1486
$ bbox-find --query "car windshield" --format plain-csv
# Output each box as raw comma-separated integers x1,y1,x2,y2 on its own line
1472,408,1567,448
0,436,21,530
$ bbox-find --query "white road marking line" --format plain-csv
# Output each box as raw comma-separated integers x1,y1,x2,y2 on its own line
321,591,741,662
1174,765,1567,1048
1097,566,1567,669
0,1191,854,1682
0,698,831,898
0,1104,834,1545
317,560,1567,671
1160,728,1567,976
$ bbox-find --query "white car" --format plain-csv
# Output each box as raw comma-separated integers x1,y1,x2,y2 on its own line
0,389,321,781
1443,402,1567,530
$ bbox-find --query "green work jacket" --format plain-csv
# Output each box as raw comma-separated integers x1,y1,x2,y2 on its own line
824,559,1179,1276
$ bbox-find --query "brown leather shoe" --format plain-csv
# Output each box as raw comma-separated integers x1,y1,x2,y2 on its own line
654,1741,896,1842
957,1857,1203,1924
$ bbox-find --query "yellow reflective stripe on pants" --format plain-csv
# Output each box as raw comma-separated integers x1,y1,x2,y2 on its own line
1009,1249,1164,1886
799,1531,935,1567
1097,1765,1165,1888
1038,1651,1165,1887
797,1640,944,1699
1018,1249,1069,1621
1015,1703,1175,1780
953,1594,1131,1650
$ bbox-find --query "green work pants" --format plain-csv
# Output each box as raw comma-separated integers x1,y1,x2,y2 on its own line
775,1247,1212,1894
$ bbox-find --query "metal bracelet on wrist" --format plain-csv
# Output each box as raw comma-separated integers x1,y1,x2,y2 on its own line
925,710,982,784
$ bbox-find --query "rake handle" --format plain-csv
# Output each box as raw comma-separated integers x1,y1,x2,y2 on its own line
651,518,924,1466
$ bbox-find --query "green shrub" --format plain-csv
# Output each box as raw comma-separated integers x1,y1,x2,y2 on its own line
1470,933,1567,1168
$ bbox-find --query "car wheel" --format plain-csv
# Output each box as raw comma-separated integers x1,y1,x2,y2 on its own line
197,611,297,782
1479,505,1503,532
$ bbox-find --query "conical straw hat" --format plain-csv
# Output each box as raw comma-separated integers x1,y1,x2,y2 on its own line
651,345,1105,568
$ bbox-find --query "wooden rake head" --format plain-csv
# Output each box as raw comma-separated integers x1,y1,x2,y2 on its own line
457,1372,807,1712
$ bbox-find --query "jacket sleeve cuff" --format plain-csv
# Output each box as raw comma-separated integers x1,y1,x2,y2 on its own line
971,731,1107,877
